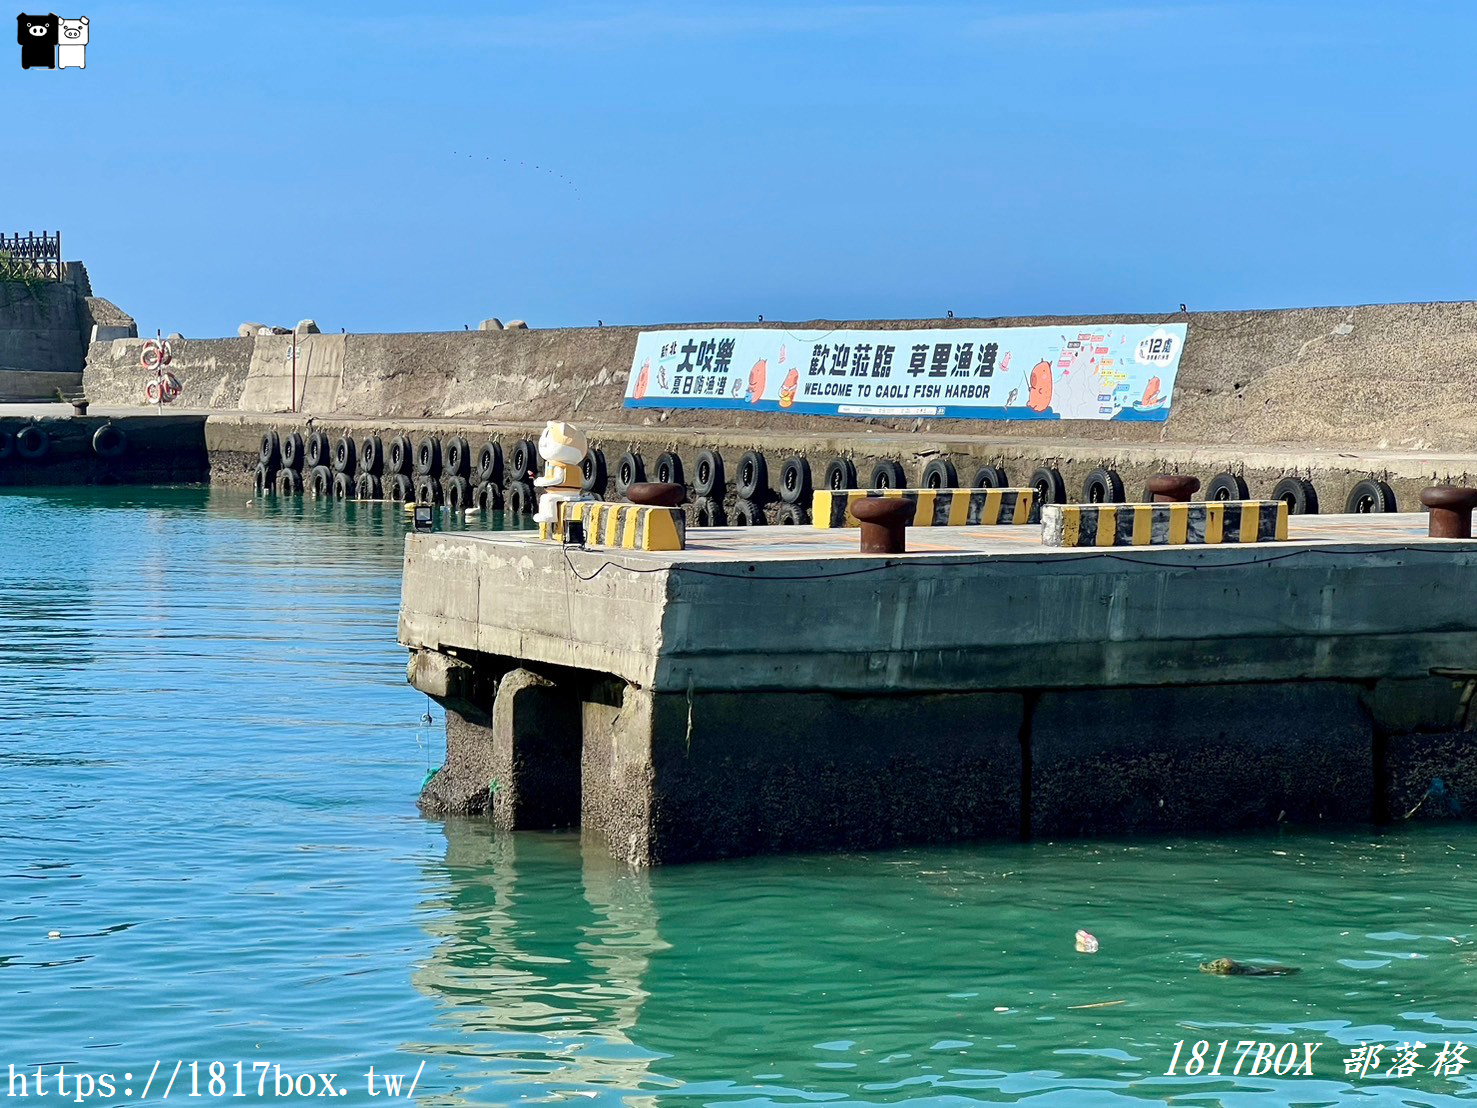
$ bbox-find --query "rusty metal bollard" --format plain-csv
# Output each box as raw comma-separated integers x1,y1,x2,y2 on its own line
1146,474,1200,503
1420,486,1477,538
851,496,916,554
625,482,686,507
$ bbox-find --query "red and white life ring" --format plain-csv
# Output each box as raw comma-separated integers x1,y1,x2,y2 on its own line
140,340,173,371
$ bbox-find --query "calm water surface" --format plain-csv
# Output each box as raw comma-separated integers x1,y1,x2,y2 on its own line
3,486,1476,1106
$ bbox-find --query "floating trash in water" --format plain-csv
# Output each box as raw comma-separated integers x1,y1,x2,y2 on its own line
47,931,59,939
1075,930,1100,954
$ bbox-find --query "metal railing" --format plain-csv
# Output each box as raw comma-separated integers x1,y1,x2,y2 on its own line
0,231,63,281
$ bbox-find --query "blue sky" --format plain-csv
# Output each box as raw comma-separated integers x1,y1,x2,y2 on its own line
4,1,1473,337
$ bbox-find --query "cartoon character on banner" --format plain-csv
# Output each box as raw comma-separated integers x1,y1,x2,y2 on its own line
746,359,766,404
533,420,593,527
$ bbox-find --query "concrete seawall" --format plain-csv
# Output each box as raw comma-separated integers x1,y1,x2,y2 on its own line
71,298,1477,516
1,264,134,399
83,300,1477,449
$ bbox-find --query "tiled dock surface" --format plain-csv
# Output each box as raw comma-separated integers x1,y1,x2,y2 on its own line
459,511,1451,564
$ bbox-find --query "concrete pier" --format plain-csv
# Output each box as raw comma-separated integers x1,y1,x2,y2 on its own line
399,515,1477,864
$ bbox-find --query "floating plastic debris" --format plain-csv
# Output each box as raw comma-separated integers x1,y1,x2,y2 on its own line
1075,930,1100,954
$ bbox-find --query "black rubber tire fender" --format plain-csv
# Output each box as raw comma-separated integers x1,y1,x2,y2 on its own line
775,501,807,525
731,497,765,526
506,480,536,517
779,457,812,504
1081,467,1126,504
509,439,538,483
476,441,504,485
693,449,725,496
823,457,857,491
309,464,334,498
691,495,726,526
332,434,355,474
654,451,684,487
414,437,442,477
275,468,303,495
306,430,331,469
445,436,471,478
444,475,473,511
474,481,505,513
615,451,646,496
922,458,958,489
354,472,381,501
735,451,768,500
15,425,48,460
358,435,383,476
970,464,1009,489
413,475,442,505
386,435,412,476
1029,466,1067,505
92,423,127,459
1345,479,1395,514
1205,471,1249,501
1271,476,1319,515
258,430,280,466
331,471,353,500
580,448,607,494
0,430,13,461
869,459,906,489
253,463,273,496
386,473,414,502
282,431,305,471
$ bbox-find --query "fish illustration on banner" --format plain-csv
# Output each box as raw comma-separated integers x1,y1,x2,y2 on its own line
624,323,1188,422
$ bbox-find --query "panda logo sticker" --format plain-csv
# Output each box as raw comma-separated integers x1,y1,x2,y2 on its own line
16,13,88,70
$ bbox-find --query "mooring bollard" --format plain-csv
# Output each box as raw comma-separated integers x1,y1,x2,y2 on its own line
625,482,686,507
1146,474,1200,503
1420,486,1477,538
851,497,916,554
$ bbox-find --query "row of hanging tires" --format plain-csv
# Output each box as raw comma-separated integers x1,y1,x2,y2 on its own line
0,423,129,462
249,429,1400,520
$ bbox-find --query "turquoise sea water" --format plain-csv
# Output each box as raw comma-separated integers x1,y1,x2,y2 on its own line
3,485,1477,1106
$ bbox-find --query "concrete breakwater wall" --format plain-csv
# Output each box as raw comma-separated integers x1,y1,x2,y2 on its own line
86,299,1477,450
80,299,1477,514
1,264,135,398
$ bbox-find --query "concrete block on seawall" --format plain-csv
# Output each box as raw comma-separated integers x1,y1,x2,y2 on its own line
238,321,269,338
1042,501,1288,546
295,319,321,335
478,318,504,331
89,324,135,343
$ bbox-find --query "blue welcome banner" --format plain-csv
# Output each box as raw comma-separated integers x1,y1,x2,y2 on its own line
623,323,1187,422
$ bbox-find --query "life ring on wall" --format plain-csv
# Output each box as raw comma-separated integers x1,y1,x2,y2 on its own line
140,340,172,371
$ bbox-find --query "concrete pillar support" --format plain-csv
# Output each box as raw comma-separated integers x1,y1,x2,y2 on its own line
419,666,581,829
